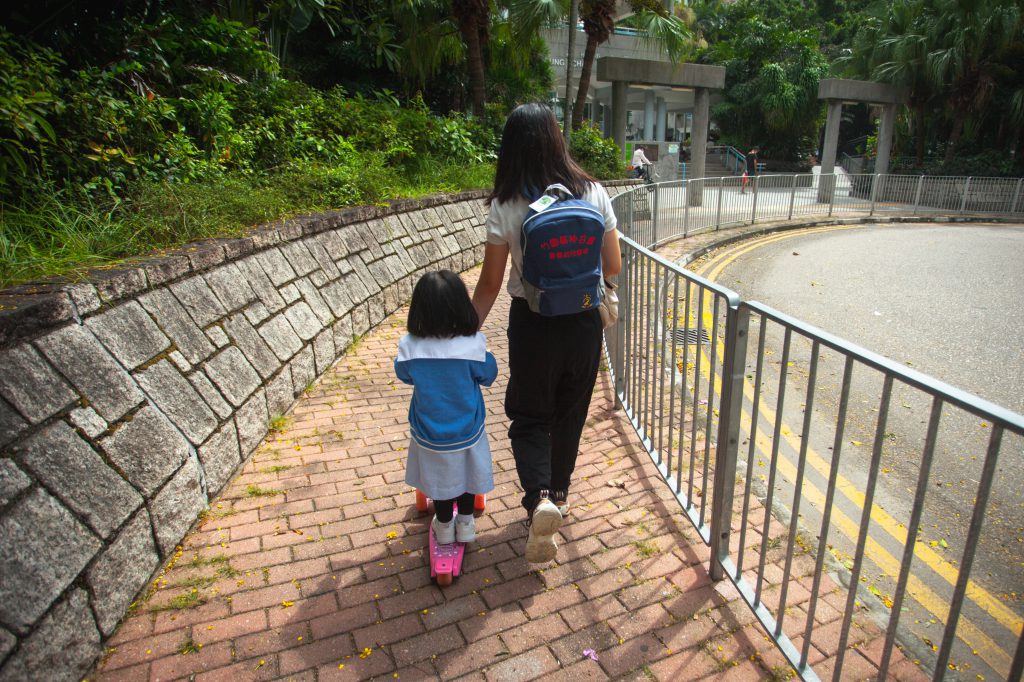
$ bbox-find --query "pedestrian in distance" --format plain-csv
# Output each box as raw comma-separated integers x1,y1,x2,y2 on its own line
741,146,759,194
471,102,622,563
631,145,654,183
396,270,498,546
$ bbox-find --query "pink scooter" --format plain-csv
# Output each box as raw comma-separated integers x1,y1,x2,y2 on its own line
415,491,485,586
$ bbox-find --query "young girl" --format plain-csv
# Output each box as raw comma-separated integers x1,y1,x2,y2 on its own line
396,270,498,544
470,103,621,563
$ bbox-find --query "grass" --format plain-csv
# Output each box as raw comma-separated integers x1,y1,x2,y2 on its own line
150,591,206,612
245,484,283,498
259,464,293,474
177,636,201,655
633,539,660,558
0,160,495,288
268,414,291,433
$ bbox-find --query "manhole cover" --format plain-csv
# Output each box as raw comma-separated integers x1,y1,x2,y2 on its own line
672,328,711,345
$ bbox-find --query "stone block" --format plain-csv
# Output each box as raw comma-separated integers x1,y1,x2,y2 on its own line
290,347,315,397
343,271,372,306
86,301,170,370
138,288,216,364
86,509,159,635
313,329,336,375
170,276,227,328
342,225,368,254
100,405,189,496
141,254,191,288
295,278,333,326
256,249,297,287
285,302,324,342
169,350,191,371
62,283,101,316
350,303,370,339
203,346,261,407
35,324,144,422
234,388,268,456
0,345,77,425
351,255,382,296
244,300,270,325
93,267,147,304
136,360,218,445
68,406,106,438
280,241,319,277
150,455,205,556
266,366,294,417
320,278,355,318
332,315,354,355
368,295,385,325
280,282,300,304
315,231,349,262
358,222,385,260
306,239,341,279
199,422,240,494
0,589,100,681
0,397,28,448
259,313,303,361
204,262,258,313
0,459,31,506
235,256,286,313
206,324,229,347
223,313,280,379
18,421,141,539
0,489,100,631
188,371,232,419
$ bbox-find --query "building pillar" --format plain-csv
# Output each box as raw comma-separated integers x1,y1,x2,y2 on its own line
656,97,667,141
644,90,655,140
818,98,843,203
689,87,710,206
667,113,676,140
612,81,628,159
875,103,897,176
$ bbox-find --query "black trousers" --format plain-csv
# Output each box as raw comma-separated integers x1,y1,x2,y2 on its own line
505,298,603,512
434,493,476,522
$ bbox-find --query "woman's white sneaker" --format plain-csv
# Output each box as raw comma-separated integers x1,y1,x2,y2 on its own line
525,497,562,563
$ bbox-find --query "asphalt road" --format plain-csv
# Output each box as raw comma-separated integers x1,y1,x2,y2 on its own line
689,222,1024,679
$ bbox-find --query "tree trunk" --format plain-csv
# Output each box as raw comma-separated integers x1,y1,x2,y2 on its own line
571,35,599,130
454,1,488,118
945,109,965,164
914,102,926,166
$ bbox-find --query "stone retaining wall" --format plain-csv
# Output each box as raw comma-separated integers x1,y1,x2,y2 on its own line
0,181,637,680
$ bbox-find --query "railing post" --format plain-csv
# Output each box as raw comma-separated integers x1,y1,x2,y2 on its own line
750,175,759,224
715,176,724,230
913,175,924,215
709,302,749,581
960,176,972,214
683,180,691,238
1010,178,1022,214
869,173,879,216
787,174,797,220
652,183,661,244
828,174,835,217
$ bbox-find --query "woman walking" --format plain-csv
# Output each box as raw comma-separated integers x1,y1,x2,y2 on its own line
471,103,621,563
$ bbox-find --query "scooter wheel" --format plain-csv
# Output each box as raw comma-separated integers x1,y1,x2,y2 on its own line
415,490,429,513
436,572,453,587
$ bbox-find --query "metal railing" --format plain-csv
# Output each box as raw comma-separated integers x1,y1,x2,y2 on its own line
709,144,747,175
604,172,1024,681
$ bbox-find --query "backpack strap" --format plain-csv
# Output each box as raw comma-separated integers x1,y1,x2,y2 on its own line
541,183,574,200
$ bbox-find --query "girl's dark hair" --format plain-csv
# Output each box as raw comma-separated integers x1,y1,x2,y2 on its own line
407,270,479,338
489,102,597,205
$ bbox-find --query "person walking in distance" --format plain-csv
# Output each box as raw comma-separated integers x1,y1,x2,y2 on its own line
631,145,654,182
470,103,622,563
396,271,498,547
741,146,759,194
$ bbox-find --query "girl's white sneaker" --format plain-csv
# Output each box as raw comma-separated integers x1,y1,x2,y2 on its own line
455,513,476,543
432,516,456,544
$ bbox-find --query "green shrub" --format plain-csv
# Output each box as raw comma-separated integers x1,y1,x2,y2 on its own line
570,123,624,180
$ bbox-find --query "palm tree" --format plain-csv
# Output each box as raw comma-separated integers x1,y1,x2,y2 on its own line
569,0,693,131
926,0,1022,162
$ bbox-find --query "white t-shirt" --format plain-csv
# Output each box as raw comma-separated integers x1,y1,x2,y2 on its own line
631,148,652,167
485,183,618,299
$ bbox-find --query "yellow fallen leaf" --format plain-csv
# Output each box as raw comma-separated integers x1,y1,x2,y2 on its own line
850,440,864,446
359,647,373,659
281,601,294,608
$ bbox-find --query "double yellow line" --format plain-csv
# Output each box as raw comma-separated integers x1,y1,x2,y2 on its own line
689,225,1020,677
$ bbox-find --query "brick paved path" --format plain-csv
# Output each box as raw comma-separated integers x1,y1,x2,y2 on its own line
93,258,923,681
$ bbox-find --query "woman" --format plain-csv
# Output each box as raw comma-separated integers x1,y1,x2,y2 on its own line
471,103,622,563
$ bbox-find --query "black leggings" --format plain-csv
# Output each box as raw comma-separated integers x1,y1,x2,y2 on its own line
505,298,603,512
434,492,476,522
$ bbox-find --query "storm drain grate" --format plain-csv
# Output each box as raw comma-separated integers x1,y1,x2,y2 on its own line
672,328,711,345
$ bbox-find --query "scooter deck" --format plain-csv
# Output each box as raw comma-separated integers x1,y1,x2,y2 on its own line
428,522,465,586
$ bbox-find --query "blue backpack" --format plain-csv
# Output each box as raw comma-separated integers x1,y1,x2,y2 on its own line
520,183,605,316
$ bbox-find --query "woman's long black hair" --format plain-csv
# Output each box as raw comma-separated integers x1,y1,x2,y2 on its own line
488,103,597,205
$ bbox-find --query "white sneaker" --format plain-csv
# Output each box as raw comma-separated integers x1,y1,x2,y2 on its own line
432,516,455,544
525,497,562,563
455,513,475,543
